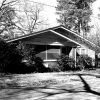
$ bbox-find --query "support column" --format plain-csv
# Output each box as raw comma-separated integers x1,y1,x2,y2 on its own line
95,52,98,68
46,45,47,60
73,47,77,67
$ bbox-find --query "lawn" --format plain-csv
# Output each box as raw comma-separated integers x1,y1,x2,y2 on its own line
0,70,100,100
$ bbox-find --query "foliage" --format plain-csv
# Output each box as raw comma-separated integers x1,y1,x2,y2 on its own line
57,54,78,71
0,40,48,73
57,54,95,71
15,0,48,35
56,0,96,35
76,55,95,70
16,42,35,65
0,0,17,39
0,39,23,73
34,57,49,72
16,42,49,73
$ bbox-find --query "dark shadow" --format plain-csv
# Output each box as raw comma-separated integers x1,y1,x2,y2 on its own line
78,74,100,96
0,83,86,100
1,73,100,100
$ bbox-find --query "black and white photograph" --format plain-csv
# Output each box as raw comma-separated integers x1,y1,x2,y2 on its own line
0,0,100,99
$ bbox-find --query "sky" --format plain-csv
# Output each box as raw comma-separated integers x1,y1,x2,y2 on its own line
92,0,100,17
1,0,100,27
32,0,58,27
90,0,100,35
31,0,100,27
1,0,100,30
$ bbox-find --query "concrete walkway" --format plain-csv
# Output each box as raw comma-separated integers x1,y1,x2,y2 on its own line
0,73,100,100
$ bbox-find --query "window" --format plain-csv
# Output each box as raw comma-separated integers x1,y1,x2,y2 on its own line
81,48,85,54
36,45,60,61
47,46,60,60
35,45,46,60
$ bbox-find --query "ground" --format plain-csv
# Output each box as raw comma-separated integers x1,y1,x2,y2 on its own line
1,70,100,100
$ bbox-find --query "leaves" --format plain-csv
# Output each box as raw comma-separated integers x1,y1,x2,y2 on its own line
56,0,96,34
0,0,17,39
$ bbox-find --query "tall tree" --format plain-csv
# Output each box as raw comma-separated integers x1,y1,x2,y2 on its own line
15,0,48,35
56,0,96,36
0,0,17,39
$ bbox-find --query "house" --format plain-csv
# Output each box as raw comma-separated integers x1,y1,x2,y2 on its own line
7,25,100,67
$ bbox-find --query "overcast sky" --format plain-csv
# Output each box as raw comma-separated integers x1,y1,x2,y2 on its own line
32,0,100,27
92,0,100,16
32,0,58,27
1,0,100,28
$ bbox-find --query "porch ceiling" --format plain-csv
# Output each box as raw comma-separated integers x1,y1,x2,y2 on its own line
11,31,80,47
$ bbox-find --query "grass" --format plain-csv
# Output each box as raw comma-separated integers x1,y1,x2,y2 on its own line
1,70,100,100
0,69,100,89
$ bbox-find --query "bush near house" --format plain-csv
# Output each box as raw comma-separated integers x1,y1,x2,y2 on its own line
0,40,23,73
57,54,78,71
17,42,49,73
0,40,95,73
57,54,95,71
0,40,49,73
76,55,95,70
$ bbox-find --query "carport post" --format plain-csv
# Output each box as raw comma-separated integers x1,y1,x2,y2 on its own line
73,47,77,67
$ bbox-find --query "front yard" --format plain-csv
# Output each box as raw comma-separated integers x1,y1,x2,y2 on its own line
1,70,100,100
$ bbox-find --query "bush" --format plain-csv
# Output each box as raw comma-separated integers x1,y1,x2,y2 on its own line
57,54,78,71
0,40,24,73
76,55,94,70
0,40,50,73
34,57,49,72
17,42,49,73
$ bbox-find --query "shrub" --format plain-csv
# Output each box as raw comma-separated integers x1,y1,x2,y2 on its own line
34,57,49,72
0,40,23,73
76,55,94,70
17,42,49,73
57,54,77,71
0,40,49,73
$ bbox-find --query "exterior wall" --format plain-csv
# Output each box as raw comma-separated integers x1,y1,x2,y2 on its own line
43,61,57,68
77,46,95,59
35,45,72,67
35,45,61,61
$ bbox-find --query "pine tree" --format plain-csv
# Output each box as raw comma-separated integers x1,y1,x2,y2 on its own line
56,0,96,36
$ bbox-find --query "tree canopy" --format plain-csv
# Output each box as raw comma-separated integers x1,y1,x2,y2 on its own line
56,0,96,36
0,0,17,39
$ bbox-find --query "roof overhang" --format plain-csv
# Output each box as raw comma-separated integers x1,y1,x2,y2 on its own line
7,25,100,53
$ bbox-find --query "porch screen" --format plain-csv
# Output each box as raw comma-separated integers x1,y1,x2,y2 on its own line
47,46,60,60
36,45,60,60
35,45,46,60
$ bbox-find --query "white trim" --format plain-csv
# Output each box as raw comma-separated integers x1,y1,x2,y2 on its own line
50,30,82,47
46,45,47,60
59,47,61,55
6,25,100,52
7,31,47,43
7,25,61,43
44,59,57,62
61,26,100,49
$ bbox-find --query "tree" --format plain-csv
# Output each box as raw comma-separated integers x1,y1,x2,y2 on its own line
0,0,17,39
0,0,48,39
56,0,96,36
15,0,48,35
0,40,23,73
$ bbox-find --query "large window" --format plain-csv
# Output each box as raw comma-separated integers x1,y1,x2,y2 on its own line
35,45,46,60
47,46,60,60
36,45,60,61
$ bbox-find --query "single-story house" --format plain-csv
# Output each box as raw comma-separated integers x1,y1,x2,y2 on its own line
7,25,100,67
